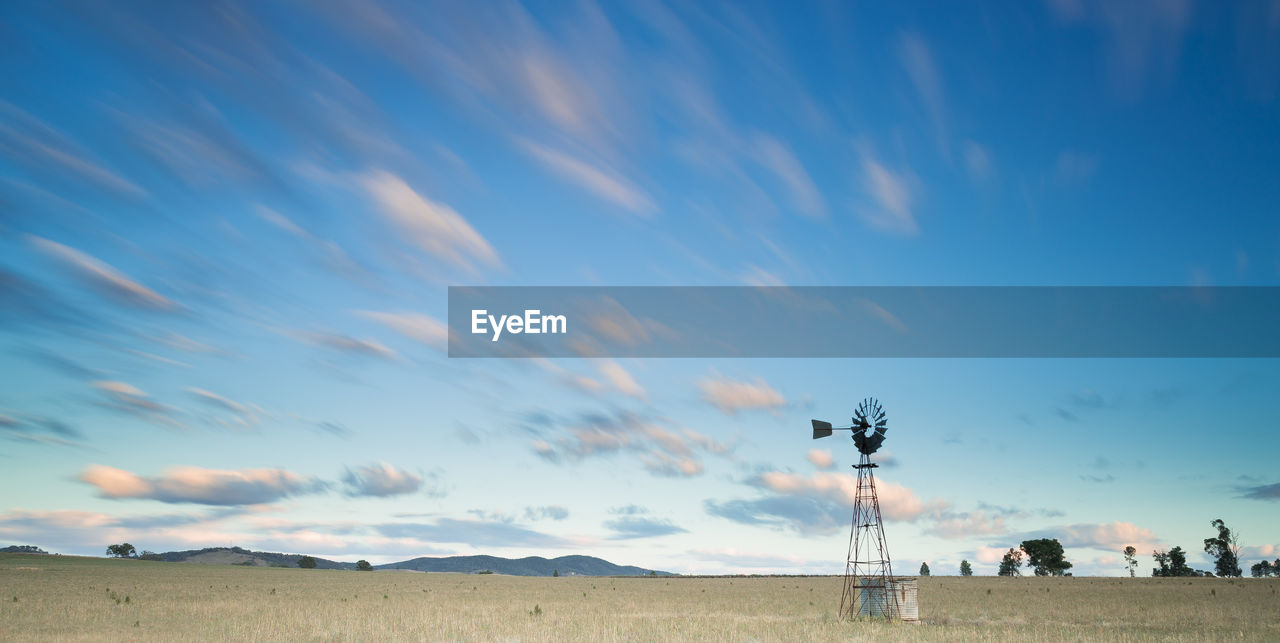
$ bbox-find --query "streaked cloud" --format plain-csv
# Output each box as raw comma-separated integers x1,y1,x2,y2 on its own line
706,468,943,535
91,380,185,430
751,134,824,217
186,388,264,430
1237,481,1280,501
595,360,645,399
30,236,177,311
805,449,834,469
341,462,424,498
360,169,501,272
523,505,569,521
604,515,688,539
0,102,145,196
529,409,731,478
80,464,327,505
293,330,398,361
698,374,786,415
857,155,919,236
375,518,571,548
1013,521,1160,551
962,141,994,182
519,141,654,215
922,510,1009,540
897,32,947,155
357,311,449,350
0,411,84,448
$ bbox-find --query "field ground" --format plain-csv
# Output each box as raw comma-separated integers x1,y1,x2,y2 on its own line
2,554,1278,641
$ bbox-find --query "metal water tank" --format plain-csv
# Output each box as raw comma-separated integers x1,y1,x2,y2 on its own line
854,577,919,621
892,577,919,622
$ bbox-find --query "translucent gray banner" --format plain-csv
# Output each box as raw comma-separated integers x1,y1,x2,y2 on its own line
447,287,1280,358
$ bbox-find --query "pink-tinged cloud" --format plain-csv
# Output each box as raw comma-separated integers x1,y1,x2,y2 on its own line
30,236,177,310
341,462,424,498
806,449,835,469
1048,521,1161,551
698,374,786,415
923,510,1009,540
360,170,501,272
357,311,450,350
975,546,1008,565
596,360,646,399
80,464,327,505
754,470,941,522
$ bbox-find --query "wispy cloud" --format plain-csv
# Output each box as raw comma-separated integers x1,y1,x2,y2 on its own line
1055,151,1098,184
360,170,501,272
30,236,178,311
922,510,1010,540
519,141,655,215
751,134,824,217
805,449,834,469
0,411,84,448
1012,521,1160,552
0,102,145,196
1046,0,1191,97
80,464,327,505
293,330,398,361
341,462,426,498
857,155,919,235
524,505,569,521
706,469,943,535
604,512,688,539
92,380,185,430
530,409,731,478
357,311,449,350
962,141,994,183
897,32,948,156
376,518,571,548
186,388,265,430
698,374,786,415
595,360,645,399
1237,481,1280,501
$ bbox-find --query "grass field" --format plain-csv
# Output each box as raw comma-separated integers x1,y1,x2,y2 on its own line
2,554,1278,641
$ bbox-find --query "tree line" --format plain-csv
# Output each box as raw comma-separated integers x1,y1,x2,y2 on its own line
921,517,1272,578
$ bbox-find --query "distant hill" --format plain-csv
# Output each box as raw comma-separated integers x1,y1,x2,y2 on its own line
379,554,671,576
158,547,354,570
148,547,668,576
1,545,49,554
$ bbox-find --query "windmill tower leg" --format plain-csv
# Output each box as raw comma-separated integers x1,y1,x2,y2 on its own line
839,452,899,619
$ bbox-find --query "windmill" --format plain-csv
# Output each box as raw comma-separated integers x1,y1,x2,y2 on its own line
812,397,903,620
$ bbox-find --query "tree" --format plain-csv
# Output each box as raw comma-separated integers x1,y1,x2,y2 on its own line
1203,518,1242,578
553,569,559,577
998,548,1023,576
959,560,973,576
1123,546,1138,577
919,562,930,576
1152,546,1194,577
1020,538,1073,576
1249,560,1273,577
297,555,317,569
356,560,373,572
105,543,136,558
139,550,162,561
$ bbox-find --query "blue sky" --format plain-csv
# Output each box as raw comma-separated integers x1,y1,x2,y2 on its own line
1,0,1278,575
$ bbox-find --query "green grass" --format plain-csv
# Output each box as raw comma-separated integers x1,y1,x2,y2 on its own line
1,554,1278,640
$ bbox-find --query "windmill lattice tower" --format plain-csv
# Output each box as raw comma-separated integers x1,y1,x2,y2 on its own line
812,397,901,620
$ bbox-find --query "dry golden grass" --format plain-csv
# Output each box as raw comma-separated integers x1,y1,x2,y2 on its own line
2,554,1278,641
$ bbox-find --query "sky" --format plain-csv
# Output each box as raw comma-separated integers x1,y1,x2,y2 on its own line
1,0,1278,576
